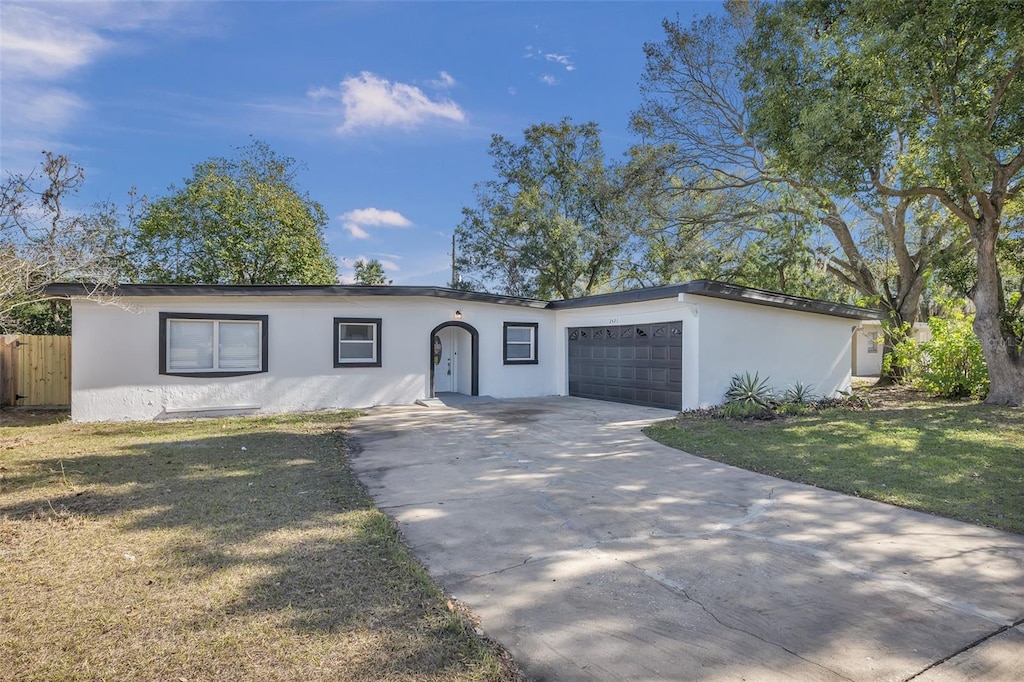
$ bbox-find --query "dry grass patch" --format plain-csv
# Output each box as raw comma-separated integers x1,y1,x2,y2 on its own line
0,411,522,681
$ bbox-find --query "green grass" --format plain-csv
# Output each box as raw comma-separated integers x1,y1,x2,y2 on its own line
644,396,1024,535
0,410,522,681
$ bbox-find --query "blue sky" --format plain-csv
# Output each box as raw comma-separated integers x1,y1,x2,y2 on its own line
1,1,721,285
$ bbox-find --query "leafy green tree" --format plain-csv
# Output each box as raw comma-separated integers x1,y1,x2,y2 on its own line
353,258,391,285
0,152,131,334
456,119,661,300
742,0,1024,404
633,2,967,378
132,140,337,285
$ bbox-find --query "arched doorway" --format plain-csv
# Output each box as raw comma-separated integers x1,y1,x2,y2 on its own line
429,321,479,398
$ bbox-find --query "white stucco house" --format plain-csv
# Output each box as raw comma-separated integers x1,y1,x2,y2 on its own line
46,280,881,422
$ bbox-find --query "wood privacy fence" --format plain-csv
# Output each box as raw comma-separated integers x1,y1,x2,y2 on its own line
0,335,71,407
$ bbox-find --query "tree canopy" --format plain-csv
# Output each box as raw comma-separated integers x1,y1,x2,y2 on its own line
131,140,337,285
632,1,967,361
353,259,391,285
742,0,1024,404
456,119,660,300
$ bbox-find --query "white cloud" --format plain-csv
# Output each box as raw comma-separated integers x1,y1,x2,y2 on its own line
0,4,108,159
427,71,457,89
545,53,575,71
340,207,413,239
539,74,558,86
1,4,110,79
524,47,577,72
2,84,87,129
310,71,466,134
344,223,371,240
342,208,412,228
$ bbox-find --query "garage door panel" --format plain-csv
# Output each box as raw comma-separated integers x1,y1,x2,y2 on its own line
568,321,682,411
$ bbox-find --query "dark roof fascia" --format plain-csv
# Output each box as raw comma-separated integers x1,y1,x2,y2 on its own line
548,280,881,320
676,280,882,320
43,280,882,319
546,284,692,309
41,283,550,309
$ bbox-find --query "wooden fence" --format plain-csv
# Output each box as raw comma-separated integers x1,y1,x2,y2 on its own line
0,335,71,407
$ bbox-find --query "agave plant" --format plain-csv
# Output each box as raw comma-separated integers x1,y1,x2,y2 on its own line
724,371,776,408
782,381,817,404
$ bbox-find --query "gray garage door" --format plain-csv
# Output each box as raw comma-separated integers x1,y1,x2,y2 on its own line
568,321,683,410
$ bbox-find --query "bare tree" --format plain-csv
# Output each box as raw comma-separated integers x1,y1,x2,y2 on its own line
0,152,131,333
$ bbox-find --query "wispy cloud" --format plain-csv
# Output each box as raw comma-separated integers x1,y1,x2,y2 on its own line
0,2,205,167
539,74,558,86
1,5,109,78
427,71,457,89
340,207,413,239
310,71,466,135
545,53,576,71
523,45,577,75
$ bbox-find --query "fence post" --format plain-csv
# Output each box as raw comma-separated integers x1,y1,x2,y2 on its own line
0,335,18,407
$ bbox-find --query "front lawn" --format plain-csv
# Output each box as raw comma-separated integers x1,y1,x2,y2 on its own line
0,411,522,681
645,388,1024,534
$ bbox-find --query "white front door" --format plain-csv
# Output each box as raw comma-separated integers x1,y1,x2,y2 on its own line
434,328,457,393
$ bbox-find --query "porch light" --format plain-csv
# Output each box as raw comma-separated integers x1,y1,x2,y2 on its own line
454,310,463,320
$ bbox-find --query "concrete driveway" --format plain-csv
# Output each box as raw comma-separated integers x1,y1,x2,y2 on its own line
348,396,1024,681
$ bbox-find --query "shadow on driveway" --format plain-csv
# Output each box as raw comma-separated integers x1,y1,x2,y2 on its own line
349,396,1024,681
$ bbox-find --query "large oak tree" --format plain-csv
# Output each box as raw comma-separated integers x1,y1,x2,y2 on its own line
742,0,1024,404
633,1,966,371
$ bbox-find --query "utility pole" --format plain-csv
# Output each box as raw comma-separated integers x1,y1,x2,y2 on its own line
450,233,457,288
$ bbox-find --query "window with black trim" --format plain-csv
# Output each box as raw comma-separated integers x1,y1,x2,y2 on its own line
334,318,382,368
503,322,538,364
159,312,268,377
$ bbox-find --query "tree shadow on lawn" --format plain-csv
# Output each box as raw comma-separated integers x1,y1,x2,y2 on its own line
659,401,1024,534
0,420,513,680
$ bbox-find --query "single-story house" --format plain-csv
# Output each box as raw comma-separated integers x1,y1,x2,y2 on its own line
45,280,881,422
852,320,933,377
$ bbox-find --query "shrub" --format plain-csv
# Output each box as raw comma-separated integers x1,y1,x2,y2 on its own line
721,400,777,420
815,393,872,411
881,322,921,383
916,311,989,399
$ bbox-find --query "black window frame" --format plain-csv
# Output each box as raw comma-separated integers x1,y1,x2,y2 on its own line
159,312,269,378
503,321,539,365
334,317,382,368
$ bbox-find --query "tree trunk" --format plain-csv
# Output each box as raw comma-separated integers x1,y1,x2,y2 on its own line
970,214,1024,405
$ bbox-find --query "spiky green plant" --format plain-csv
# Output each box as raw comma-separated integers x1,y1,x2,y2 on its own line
724,372,776,408
782,381,817,404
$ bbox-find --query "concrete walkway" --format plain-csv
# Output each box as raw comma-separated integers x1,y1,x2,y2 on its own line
348,397,1024,681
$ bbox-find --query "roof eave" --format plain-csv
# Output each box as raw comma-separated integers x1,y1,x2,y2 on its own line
41,283,550,309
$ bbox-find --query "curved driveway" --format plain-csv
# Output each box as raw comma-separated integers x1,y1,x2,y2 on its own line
349,397,1024,681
